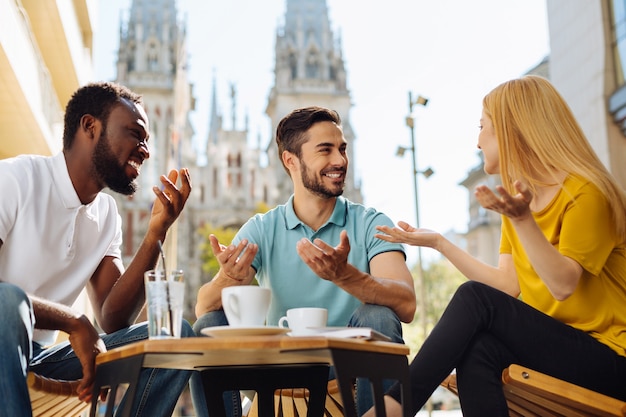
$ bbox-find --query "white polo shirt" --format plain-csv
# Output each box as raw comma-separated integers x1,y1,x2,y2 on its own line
0,153,122,345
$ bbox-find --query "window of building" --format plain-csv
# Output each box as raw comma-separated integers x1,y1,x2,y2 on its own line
306,49,319,78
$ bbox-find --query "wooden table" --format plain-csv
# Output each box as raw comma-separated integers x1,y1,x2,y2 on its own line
90,335,411,417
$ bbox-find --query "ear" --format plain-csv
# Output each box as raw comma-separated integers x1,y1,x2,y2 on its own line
282,150,298,174
79,114,98,140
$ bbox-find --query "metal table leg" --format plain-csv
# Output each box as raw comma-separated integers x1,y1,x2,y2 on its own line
330,349,411,417
200,364,330,417
90,354,145,417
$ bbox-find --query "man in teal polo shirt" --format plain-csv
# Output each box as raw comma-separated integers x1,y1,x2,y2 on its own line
192,106,416,417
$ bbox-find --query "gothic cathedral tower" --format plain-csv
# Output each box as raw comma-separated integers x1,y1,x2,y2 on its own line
265,0,363,204
114,0,195,272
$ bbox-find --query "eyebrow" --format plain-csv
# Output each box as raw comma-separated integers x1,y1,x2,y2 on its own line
315,142,335,148
315,140,347,148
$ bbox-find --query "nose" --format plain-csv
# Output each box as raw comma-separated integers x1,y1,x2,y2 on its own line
137,139,150,158
332,149,347,165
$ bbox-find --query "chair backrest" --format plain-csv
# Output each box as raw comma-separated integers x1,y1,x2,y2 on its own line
28,372,89,417
441,365,626,417
503,364,626,417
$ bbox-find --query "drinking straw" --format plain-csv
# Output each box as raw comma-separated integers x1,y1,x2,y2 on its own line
157,240,174,336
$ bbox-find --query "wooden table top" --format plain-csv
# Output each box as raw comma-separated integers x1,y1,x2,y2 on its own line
96,335,410,371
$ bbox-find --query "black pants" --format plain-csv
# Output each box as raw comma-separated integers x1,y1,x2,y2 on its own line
387,281,626,416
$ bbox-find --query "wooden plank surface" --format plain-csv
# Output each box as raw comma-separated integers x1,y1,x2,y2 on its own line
503,364,626,417
96,336,409,370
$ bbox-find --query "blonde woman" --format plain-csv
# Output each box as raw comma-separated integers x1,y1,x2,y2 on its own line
369,75,626,417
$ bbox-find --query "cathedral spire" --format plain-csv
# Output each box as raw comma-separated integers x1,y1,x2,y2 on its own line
273,0,347,91
265,0,361,205
208,70,220,145
116,0,180,88
229,82,237,130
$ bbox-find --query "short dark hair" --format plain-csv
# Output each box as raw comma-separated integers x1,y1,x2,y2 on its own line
275,106,341,173
62,81,143,149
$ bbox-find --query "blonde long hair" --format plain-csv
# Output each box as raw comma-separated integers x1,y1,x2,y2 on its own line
483,75,626,242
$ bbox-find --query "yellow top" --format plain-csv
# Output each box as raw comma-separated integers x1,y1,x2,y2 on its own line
500,175,626,356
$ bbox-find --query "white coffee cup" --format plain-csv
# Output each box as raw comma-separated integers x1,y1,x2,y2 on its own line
278,307,328,335
221,286,271,327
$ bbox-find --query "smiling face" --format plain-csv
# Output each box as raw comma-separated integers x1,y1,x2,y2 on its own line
296,121,347,198
477,109,499,175
91,98,150,195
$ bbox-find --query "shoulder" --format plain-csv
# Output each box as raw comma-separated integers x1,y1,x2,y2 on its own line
562,175,607,208
564,174,600,194
0,154,52,191
238,204,285,235
343,198,394,224
251,204,285,223
0,154,49,173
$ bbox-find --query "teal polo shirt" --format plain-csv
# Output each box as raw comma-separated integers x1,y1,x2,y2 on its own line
233,195,406,326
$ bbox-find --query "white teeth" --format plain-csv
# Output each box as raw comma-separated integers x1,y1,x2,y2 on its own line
325,173,341,178
128,161,141,171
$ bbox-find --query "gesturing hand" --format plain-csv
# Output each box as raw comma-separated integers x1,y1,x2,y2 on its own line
475,180,533,221
375,221,438,248
296,230,350,282
149,168,192,236
209,234,257,282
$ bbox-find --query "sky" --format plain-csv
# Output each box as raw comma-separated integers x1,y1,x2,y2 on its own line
94,0,550,264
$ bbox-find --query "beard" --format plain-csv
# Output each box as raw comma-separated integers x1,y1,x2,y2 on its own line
92,129,138,196
300,160,345,199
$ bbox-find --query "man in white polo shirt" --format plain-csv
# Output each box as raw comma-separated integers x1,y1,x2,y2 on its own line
0,81,192,416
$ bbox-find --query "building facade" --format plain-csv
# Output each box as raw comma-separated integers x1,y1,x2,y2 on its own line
548,0,626,188
0,0,95,158
194,78,270,231
265,0,363,205
189,78,272,289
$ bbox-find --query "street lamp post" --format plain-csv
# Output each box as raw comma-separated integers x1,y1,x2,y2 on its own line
399,91,433,350
403,90,433,414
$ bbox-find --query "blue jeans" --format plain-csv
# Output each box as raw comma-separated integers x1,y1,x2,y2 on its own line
0,282,193,417
190,303,404,417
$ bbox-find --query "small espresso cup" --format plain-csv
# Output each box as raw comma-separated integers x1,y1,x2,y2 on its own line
221,286,271,327
278,307,328,335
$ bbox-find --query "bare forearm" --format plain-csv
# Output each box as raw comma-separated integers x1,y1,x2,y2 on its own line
98,232,162,331
436,235,519,296
332,264,416,322
195,275,227,318
30,296,89,333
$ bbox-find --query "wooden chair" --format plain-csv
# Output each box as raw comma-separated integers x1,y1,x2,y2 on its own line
28,371,89,417
246,379,345,417
441,364,626,417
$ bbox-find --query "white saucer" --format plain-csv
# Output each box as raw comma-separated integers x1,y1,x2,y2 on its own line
200,326,290,338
